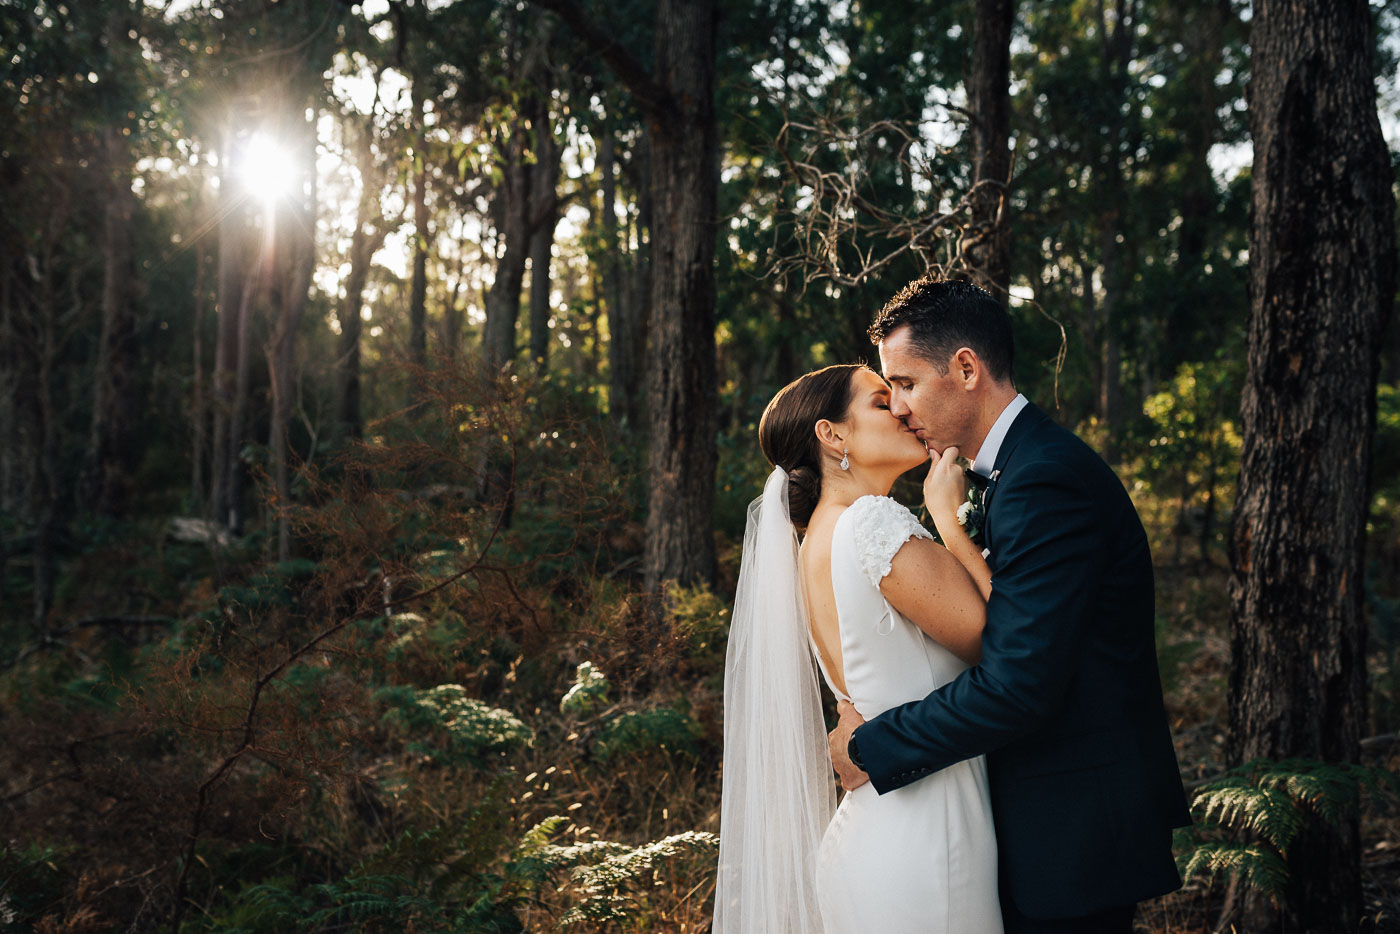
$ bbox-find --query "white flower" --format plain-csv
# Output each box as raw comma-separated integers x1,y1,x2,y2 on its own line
957,501,975,527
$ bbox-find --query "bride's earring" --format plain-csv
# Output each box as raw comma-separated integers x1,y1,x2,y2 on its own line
840,447,850,471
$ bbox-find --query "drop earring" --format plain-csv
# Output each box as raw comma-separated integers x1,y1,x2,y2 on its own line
840,448,850,471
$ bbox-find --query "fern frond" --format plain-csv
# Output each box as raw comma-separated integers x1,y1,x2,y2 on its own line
1180,841,1288,903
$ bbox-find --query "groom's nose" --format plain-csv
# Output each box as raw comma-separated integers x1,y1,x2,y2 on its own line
889,389,911,418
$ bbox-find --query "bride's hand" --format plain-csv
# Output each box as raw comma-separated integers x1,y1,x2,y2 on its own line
923,445,969,530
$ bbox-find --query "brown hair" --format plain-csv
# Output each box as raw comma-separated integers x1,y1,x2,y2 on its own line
758,364,867,528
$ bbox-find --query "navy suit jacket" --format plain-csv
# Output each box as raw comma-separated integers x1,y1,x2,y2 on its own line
856,402,1191,919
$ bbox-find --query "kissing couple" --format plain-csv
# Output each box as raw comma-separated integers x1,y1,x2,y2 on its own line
713,277,1191,933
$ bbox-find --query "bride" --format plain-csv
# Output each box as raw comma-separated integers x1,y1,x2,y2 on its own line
713,363,1002,933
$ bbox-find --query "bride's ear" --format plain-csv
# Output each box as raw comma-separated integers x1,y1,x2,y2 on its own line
814,419,845,459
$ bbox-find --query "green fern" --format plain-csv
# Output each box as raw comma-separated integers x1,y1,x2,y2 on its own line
377,682,534,765
1176,758,1399,904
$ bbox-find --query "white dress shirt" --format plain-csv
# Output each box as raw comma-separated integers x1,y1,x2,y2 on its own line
970,393,1029,479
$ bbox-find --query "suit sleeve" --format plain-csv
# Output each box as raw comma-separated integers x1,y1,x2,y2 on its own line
856,458,1107,793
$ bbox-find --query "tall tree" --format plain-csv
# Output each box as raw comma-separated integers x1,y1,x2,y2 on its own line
1226,1,1396,931
964,0,1014,301
265,105,319,563
79,1,140,516
481,14,562,372
407,83,430,402
531,0,720,592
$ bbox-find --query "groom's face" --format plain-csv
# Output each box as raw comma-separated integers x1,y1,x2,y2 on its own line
878,326,972,456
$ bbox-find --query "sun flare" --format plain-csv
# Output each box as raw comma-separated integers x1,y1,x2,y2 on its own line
236,132,295,206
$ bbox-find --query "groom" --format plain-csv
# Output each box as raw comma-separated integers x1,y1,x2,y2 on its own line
829,277,1191,933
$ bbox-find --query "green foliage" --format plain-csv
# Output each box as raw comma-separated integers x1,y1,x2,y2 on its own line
377,684,534,765
216,787,529,933
1135,355,1244,558
518,820,720,928
665,582,732,678
0,844,66,931
1174,759,1400,903
594,707,704,764
560,661,611,716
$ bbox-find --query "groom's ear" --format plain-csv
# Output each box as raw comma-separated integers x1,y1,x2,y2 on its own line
953,348,981,390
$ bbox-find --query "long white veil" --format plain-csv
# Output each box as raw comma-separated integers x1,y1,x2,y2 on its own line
713,467,836,933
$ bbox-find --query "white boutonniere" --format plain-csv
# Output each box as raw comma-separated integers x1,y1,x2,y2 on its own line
956,484,986,544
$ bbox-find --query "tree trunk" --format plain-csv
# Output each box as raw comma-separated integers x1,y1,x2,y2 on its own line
641,0,719,592
528,221,556,371
337,127,386,443
529,0,719,592
212,123,249,532
191,237,208,515
600,128,635,427
265,110,316,563
482,138,531,371
407,86,429,405
527,93,562,373
80,121,137,516
482,24,556,374
965,0,1014,301
1226,2,1396,931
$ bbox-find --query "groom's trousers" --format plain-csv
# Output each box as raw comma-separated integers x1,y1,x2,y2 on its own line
1000,900,1134,934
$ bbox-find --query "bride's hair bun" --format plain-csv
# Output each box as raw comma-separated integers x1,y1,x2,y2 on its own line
757,364,867,529
785,465,822,524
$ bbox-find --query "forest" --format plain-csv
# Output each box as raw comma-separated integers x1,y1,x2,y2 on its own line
1,0,1399,930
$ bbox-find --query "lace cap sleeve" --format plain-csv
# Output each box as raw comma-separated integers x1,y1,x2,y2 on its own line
848,495,934,588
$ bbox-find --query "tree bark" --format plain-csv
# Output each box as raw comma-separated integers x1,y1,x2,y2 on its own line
80,120,137,516
407,85,429,405
528,219,556,371
212,116,251,532
600,127,636,427
482,21,557,373
265,109,316,564
965,0,1014,301
1226,1,1396,930
530,0,718,592
527,93,562,372
337,126,387,443
191,237,208,516
640,0,719,591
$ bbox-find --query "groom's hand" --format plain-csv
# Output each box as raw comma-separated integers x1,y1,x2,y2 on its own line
829,700,870,790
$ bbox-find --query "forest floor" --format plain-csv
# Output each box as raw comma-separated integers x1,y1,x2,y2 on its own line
2,509,1398,932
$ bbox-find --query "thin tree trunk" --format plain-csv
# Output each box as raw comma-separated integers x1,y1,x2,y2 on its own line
966,0,1014,301
228,217,263,537
528,222,555,371
80,121,137,516
407,87,429,405
600,128,634,427
266,110,316,563
213,119,249,531
527,93,562,372
337,128,385,443
1225,1,1395,931
191,237,208,515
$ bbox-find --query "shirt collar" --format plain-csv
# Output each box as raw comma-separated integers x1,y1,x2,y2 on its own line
970,393,1029,478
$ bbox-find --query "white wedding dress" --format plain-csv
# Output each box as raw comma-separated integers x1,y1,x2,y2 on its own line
813,495,1002,933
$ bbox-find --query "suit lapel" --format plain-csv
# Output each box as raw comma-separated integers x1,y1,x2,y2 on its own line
982,402,1049,518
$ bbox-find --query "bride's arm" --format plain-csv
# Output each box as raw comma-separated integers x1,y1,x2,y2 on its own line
923,447,992,601
879,538,986,666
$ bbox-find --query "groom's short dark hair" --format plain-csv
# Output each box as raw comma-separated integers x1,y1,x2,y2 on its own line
868,275,1015,383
